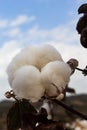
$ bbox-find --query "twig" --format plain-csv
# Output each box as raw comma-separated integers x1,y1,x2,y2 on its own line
51,99,87,120
76,68,83,71
76,66,87,76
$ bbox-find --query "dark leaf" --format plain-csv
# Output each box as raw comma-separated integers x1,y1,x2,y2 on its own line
20,99,37,115
21,104,48,127
7,99,37,130
7,101,21,130
20,99,38,127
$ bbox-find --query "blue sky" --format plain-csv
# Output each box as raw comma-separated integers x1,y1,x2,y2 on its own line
0,0,82,47
0,0,77,24
0,0,87,100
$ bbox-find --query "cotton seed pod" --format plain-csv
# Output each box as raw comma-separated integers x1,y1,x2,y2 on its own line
80,27,87,48
67,58,79,74
5,91,12,98
78,3,87,14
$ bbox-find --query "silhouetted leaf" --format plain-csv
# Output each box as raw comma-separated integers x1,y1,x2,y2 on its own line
7,101,21,130
7,99,37,130
20,99,37,114
20,99,38,128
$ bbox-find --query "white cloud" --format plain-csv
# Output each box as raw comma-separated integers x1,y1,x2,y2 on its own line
10,15,36,27
77,0,87,3
25,22,78,47
0,19,8,28
0,40,21,100
4,28,21,37
76,0,87,4
0,14,36,30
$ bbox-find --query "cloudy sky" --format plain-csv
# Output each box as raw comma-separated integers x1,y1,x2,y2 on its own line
0,0,87,101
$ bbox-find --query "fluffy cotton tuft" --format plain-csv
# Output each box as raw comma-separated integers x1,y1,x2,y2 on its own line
41,61,72,97
7,44,63,86
7,45,38,86
12,65,44,102
7,44,72,102
36,44,63,69
76,119,87,128
66,119,87,130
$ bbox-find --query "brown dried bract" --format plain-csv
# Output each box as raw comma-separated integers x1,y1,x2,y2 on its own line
76,14,87,34
78,3,87,14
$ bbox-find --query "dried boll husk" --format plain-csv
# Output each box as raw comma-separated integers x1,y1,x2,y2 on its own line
78,3,87,14
76,14,87,34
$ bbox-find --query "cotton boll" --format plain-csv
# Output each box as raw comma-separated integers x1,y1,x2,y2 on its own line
6,44,64,101
7,44,63,85
11,65,44,102
41,61,72,98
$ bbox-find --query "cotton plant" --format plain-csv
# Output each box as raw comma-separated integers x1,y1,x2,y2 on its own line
5,3,87,130
5,44,87,130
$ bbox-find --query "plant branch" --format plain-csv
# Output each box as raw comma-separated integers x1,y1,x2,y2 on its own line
76,66,87,76
51,99,87,120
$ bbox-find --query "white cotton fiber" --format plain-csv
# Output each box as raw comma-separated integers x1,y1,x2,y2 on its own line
41,61,71,97
12,65,44,102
